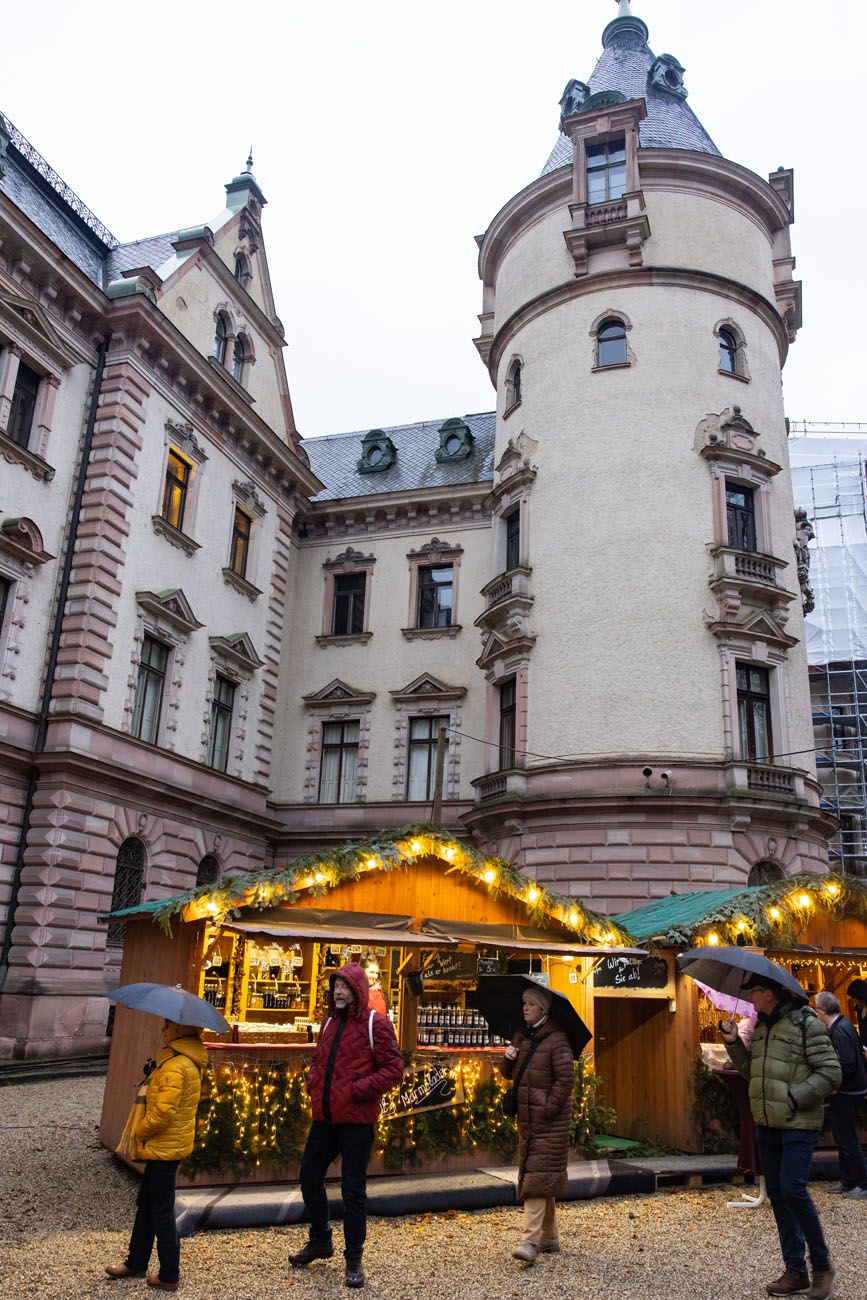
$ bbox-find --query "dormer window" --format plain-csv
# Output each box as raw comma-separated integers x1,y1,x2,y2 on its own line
587,139,626,204
434,418,474,463
357,429,397,473
213,313,230,366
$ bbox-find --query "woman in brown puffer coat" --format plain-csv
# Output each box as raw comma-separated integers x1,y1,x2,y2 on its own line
501,985,574,1264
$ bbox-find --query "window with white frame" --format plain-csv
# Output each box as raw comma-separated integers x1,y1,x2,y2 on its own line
131,635,170,744
586,138,626,203
319,720,360,803
406,715,450,800
207,674,236,772
417,565,453,629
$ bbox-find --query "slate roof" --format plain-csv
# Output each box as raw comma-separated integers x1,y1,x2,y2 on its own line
303,411,496,504
610,888,764,941
541,16,720,176
105,231,181,284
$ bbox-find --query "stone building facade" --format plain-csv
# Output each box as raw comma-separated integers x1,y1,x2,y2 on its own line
0,3,832,1057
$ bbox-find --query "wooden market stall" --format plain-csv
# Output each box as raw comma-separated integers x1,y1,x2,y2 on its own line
596,874,867,1153
100,829,639,1186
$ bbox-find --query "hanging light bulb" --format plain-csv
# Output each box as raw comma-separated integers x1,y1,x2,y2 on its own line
527,887,539,904
568,909,579,927
314,872,325,884
825,881,839,899
443,845,455,860
708,932,720,946
366,857,377,870
483,867,496,884
411,840,422,854
768,906,782,922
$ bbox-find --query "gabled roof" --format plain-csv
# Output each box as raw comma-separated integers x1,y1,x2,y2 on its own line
304,411,495,504
611,888,760,941
541,11,720,177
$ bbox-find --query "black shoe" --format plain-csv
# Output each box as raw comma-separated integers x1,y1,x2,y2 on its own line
288,1235,334,1268
345,1259,365,1288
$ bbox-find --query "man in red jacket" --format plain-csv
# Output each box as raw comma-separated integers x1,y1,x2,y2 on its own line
289,961,404,1288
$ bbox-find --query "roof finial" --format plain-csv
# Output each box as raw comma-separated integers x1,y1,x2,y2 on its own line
245,146,254,173
616,0,632,15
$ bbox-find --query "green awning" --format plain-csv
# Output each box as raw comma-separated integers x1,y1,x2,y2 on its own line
611,888,766,943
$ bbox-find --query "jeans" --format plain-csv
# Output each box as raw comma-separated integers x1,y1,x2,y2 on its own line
828,1093,867,1189
755,1127,830,1275
126,1160,180,1284
299,1121,374,1261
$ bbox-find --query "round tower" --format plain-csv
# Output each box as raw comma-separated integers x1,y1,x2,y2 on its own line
465,3,831,913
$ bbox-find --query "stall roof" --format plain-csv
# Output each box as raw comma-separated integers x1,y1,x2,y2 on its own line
611,889,763,941
224,908,454,949
422,917,645,957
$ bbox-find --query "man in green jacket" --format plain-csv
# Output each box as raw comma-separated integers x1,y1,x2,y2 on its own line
722,974,841,1300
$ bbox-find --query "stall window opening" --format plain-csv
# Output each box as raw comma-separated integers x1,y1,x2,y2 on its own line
407,714,450,800
319,719,360,802
208,674,236,772
417,565,453,628
498,679,517,770
131,635,169,744
737,663,772,761
332,573,366,636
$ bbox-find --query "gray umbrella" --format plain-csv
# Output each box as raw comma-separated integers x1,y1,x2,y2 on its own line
678,948,808,1005
109,982,230,1032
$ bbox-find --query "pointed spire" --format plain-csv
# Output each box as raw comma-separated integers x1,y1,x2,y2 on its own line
602,0,648,49
616,0,632,15
245,146,254,173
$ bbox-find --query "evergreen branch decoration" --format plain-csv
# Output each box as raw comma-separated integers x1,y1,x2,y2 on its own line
146,823,633,946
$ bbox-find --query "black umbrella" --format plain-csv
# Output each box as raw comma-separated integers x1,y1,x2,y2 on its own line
678,948,808,1005
467,975,592,1055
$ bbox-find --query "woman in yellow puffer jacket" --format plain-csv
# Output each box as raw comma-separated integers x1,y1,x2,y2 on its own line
106,1021,207,1291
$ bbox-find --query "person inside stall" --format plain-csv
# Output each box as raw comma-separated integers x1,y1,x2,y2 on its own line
363,957,388,1017
847,978,867,1058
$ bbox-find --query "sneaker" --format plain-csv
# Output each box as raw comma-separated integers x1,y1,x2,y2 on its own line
288,1235,335,1268
538,1239,561,1253
512,1243,538,1264
826,1182,851,1194
844,1185,867,1199
345,1260,365,1288
766,1272,810,1296
808,1267,836,1300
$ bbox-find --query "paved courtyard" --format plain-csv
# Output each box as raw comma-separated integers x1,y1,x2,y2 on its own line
1,1078,862,1300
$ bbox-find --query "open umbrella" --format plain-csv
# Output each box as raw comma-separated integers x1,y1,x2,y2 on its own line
467,975,592,1055
694,979,755,1020
678,948,808,1005
109,982,230,1033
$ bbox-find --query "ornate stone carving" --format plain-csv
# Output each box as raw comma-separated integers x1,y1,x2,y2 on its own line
649,54,688,99
232,478,266,518
0,516,53,565
559,79,590,123
166,417,208,464
793,507,815,615
323,547,376,570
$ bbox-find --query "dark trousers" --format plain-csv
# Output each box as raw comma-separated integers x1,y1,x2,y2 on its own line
125,1160,180,1284
299,1121,374,1261
756,1127,830,1275
828,1093,867,1189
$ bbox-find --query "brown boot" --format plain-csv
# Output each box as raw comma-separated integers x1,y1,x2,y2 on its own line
808,1267,836,1300
146,1276,179,1292
766,1272,810,1296
105,1263,146,1279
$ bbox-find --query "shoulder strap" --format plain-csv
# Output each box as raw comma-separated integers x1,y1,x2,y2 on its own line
369,1009,375,1052
512,1039,540,1091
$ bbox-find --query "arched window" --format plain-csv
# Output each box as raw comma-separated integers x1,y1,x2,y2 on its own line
232,333,248,384
234,253,250,284
213,313,229,366
748,860,784,887
107,837,146,946
597,318,627,368
719,328,738,374
196,855,220,886
506,359,522,410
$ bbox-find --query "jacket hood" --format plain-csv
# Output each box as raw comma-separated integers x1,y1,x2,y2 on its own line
329,961,370,1018
160,1035,208,1069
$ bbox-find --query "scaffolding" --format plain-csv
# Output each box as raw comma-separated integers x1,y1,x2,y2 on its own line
790,430,867,876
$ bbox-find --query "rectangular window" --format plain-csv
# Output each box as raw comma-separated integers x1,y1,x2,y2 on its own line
229,506,252,578
131,635,169,744
161,449,191,532
0,575,10,634
586,138,627,204
332,573,366,636
8,362,40,448
208,674,236,772
406,714,450,800
505,507,521,572
726,484,757,551
498,679,517,770
417,565,453,628
737,664,772,761
319,719,360,802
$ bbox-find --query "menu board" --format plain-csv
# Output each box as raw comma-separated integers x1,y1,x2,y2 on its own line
593,954,672,997
422,951,480,983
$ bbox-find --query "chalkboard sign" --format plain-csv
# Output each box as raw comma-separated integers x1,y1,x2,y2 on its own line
478,956,501,976
593,955,670,993
423,951,479,982
380,1062,463,1120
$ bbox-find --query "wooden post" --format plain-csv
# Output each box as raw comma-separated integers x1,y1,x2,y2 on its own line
430,726,448,827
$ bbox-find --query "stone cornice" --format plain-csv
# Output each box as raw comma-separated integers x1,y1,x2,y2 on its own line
103,295,323,499
0,430,55,482
487,265,790,379
299,482,492,541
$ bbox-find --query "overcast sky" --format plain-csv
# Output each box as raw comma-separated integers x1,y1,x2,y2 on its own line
3,1,864,437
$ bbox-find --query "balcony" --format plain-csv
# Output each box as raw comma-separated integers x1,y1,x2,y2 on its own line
709,546,796,620
472,769,527,803
476,566,535,644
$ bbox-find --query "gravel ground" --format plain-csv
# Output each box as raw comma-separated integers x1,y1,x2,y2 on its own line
1,1077,863,1300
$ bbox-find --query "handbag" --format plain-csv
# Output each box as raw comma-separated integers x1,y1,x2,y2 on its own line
500,1040,539,1117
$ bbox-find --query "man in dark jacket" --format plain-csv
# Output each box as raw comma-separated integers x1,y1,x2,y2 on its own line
815,990,867,1199
289,961,404,1289
723,974,841,1300
847,977,867,1053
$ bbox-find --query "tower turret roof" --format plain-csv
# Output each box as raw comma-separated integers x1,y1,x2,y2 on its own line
541,2,720,175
